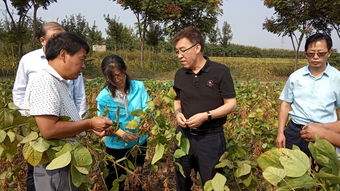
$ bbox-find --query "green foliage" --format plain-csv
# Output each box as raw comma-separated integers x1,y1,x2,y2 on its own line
104,15,136,50
258,137,340,190
220,21,232,46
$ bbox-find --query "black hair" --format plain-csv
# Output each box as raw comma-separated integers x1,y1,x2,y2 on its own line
305,33,333,51
45,32,90,61
101,54,131,96
172,26,205,52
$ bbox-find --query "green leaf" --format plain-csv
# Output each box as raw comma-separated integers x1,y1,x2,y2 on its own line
3,110,13,127
215,159,233,169
59,116,71,121
235,163,251,177
309,137,339,173
55,143,73,158
263,167,286,186
131,109,144,117
6,131,15,143
174,149,186,158
125,120,139,130
20,132,38,144
102,106,109,116
174,162,185,178
257,148,285,170
316,170,340,184
73,146,92,167
276,174,316,190
151,143,164,165
203,180,213,191
126,159,135,170
8,102,19,110
71,165,88,187
74,165,90,174
279,149,310,177
0,146,4,157
22,143,43,166
175,131,182,146
181,138,190,154
29,137,50,152
46,151,71,170
211,173,226,191
0,130,6,143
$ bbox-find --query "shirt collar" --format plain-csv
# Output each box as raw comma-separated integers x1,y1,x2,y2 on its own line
185,56,211,74
303,63,330,77
43,64,67,82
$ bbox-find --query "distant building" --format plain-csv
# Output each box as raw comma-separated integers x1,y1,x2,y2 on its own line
92,45,106,52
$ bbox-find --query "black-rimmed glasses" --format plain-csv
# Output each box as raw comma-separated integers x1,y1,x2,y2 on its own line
175,43,198,55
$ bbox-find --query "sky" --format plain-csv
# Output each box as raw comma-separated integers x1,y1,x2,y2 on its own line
1,0,340,51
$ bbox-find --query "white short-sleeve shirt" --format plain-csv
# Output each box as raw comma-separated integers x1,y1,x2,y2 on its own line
23,65,85,138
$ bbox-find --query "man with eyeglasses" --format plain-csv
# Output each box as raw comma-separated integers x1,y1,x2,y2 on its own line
276,33,340,158
172,26,236,190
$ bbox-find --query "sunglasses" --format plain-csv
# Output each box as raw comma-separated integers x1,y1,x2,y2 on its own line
305,51,329,58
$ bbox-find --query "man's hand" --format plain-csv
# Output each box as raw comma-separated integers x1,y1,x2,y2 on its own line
175,112,187,128
185,112,208,128
90,116,113,132
92,126,116,137
300,123,324,142
276,132,286,148
121,131,137,142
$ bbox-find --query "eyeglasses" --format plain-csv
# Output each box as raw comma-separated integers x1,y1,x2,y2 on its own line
306,51,329,58
175,43,198,55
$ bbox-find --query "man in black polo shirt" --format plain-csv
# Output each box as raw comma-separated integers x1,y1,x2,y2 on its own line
172,26,237,190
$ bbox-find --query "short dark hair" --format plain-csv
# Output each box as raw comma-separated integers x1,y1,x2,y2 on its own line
172,26,205,52
101,54,131,96
45,32,90,61
305,33,332,51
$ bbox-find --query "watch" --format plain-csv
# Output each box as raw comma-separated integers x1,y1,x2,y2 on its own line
207,111,212,121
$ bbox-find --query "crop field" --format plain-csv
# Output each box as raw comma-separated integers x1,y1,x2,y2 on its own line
0,56,338,190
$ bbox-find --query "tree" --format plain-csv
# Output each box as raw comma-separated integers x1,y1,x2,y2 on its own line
146,23,164,47
306,0,340,39
263,0,313,70
85,22,104,47
207,25,220,44
30,0,57,48
2,0,31,57
162,0,223,37
111,0,164,69
220,21,232,46
104,15,135,50
61,14,89,40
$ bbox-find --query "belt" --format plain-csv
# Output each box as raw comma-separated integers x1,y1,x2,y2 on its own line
184,126,223,135
288,120,304,128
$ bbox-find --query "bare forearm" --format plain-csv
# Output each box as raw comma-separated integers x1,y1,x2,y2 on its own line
321,129,340,147
36,118,91,139
210,98,236,119
278,102,291,134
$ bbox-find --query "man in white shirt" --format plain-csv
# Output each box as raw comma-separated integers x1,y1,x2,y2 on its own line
12,22,87,118
12,22,87,191
24,32,113,191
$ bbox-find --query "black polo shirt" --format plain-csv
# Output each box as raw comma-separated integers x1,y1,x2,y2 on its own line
173,58,236,128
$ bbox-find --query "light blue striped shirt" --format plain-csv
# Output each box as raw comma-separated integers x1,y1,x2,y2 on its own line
280,64,340,125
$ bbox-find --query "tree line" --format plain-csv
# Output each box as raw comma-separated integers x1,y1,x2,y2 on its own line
1,0,339,69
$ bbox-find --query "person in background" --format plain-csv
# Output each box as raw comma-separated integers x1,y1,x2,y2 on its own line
172,26,237,190
23,32,113,191
276,33,340,158
12,22,88,191
96,54,150,191
13,22,87,118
